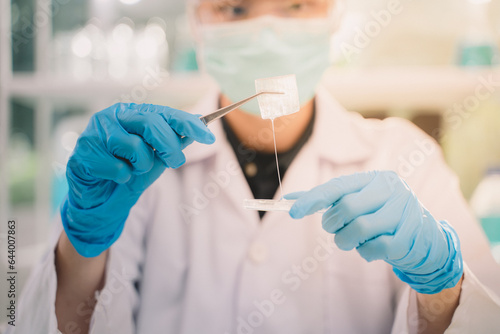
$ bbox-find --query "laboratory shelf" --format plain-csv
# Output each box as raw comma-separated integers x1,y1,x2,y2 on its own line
323,66,500,113
6,66,500,113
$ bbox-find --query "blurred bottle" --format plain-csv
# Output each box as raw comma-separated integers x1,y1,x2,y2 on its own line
458,0,499,67
470,167,500,263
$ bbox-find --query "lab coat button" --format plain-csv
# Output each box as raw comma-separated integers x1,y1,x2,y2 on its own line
248,243,268,264
244,163,258,177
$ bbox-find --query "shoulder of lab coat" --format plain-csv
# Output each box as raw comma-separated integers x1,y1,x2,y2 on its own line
319,89,500,331
9,218,61,334
12,186,158,334
313,87,500,332
391,263,500,334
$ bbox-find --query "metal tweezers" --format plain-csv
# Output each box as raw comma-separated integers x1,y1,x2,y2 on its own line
199,91,283,126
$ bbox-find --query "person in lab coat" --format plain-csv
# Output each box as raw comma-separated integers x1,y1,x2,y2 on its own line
13,0,500,333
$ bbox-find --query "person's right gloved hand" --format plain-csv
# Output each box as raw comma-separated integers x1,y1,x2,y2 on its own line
62,103,216,257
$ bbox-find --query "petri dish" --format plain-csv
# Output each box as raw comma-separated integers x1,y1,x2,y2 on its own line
243,199,296,212
243,199,329,214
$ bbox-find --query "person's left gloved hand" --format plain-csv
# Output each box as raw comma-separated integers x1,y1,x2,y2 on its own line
286,171,463,294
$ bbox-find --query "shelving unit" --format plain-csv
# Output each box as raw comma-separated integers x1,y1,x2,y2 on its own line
323,67,500,115
6,67,499,108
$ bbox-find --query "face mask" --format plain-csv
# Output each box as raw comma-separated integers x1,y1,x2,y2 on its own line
197,15,333,115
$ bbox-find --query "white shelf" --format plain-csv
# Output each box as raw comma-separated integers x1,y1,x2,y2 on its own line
7,67,500,113
323,66,500,112
7,73,216,108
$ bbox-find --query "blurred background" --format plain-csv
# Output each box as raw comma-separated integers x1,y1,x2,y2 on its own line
2,0,500,328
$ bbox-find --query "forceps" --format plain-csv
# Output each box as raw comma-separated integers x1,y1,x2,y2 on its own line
199,91,283,126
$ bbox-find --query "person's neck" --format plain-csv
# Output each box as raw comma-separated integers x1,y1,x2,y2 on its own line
222,94,315,154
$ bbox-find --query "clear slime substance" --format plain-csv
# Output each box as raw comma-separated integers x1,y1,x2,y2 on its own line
271,118,284,200
244,75,300,212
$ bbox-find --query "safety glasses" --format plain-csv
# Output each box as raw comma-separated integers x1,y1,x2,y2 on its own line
191,0,336,25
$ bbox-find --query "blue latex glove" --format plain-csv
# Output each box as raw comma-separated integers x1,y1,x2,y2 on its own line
286,171,463,294
62,103,215,257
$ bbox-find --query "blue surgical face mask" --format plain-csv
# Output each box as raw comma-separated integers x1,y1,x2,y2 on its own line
197,15,333,115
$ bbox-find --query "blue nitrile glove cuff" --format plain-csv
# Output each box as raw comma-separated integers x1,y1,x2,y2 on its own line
60,189,138,257
392,220,463,295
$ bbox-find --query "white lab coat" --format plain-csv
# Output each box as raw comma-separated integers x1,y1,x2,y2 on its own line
13,87,500,334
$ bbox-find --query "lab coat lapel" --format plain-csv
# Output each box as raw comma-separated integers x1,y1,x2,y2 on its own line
260,138,320,226
314,86,373,165
215,137,262,226
183,89,260,227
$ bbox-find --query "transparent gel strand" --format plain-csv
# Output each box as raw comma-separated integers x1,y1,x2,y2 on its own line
271,118,284,201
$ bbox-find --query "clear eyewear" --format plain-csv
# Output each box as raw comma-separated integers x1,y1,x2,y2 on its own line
193,0,335,25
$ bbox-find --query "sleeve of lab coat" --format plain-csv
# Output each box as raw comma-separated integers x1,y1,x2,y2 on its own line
11,184,157,334
380,118,500,333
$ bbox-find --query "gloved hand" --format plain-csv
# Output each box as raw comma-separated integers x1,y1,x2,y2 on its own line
286,171,463,294
62,103,215,257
